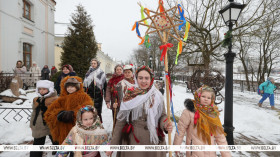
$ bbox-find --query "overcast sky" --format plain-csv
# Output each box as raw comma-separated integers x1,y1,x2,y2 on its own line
55,0,160,63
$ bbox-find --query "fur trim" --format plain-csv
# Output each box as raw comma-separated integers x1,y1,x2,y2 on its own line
36,80,55,98
184,99,195,113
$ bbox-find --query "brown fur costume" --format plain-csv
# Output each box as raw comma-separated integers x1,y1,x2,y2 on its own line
44,76,94,144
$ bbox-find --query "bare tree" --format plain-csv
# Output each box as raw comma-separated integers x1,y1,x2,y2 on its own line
235,0,280,90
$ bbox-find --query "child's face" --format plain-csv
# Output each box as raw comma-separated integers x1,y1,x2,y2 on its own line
38,88,49,95
66,86,77,94
200,91,212,106
81,111,94,127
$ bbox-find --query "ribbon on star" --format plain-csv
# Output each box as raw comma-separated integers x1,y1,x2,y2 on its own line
144,34,151,48
160,43,173,61
183,21,191,41
177,4,186,30
132,22,145,45
141,6,148,25
175,40,183,64
165,72,179,134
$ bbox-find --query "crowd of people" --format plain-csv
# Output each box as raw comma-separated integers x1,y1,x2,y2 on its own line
26,58,233,157
13,60,58,88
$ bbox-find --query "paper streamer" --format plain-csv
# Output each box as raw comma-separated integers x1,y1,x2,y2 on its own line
175,41,183,64
177,4,186,30
141,6,148,25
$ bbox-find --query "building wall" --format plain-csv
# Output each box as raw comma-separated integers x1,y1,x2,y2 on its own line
54,38,117,74
54,36,64,70
0,0,55,72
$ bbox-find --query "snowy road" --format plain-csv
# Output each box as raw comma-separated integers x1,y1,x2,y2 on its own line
0,84,279,157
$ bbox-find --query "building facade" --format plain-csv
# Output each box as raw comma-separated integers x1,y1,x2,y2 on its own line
54,37,118,74
0,0,56,72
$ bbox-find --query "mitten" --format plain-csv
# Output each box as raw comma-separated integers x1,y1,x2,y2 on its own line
57,111,74,123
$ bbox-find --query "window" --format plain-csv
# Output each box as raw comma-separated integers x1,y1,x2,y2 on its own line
23,0,31,20
23,43,32,70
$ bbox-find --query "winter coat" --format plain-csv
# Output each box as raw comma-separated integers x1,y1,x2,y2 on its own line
44,76,93,144
41,67,50,80
110,99,168,157
30,65,41,83
55,72,76,95
51,67,57,77
30,91,58,138
173,108,231,157
86,79,107,114
105,75,124,108
14,66,27,74
259,80,277,94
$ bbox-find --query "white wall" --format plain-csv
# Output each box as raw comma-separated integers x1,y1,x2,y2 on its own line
0,0,55,72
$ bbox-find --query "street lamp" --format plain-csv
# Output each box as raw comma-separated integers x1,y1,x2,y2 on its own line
219,0,246,145
149,55,153,69
142,60,145,66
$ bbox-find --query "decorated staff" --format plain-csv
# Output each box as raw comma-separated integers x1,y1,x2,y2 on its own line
131,1,190,156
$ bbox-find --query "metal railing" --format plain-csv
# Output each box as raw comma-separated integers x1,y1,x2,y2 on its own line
0,72,41,92
0,107,32,123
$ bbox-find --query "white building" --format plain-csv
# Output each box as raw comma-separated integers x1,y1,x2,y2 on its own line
0,0,56,72
54,36,118,74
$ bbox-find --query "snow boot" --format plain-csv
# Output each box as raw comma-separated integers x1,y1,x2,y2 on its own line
271,106,276,110
258,103,262,107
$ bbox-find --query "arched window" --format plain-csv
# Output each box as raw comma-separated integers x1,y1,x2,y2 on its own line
23,43,32,70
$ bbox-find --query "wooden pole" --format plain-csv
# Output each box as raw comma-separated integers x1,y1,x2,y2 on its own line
163,32,172,157
112,99,118,135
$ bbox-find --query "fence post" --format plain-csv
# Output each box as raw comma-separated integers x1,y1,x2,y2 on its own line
241,81,244,92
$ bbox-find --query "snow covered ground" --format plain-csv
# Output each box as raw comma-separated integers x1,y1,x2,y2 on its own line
0,84,279,157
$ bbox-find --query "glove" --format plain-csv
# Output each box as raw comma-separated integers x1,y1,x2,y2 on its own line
57,110,74,123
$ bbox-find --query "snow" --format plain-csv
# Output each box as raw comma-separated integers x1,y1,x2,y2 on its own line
11,99,23,105
0,84,280,157
0,89,28,99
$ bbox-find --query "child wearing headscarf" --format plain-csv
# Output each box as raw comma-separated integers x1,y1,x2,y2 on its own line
56,105,109,157
173,85,231,157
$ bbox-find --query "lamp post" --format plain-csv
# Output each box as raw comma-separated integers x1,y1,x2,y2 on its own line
149,55,153,69
219,0,246,145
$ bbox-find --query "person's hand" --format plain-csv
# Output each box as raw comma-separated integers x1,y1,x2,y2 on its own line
260,90,264,94
57,111,74,123
164,121,173,132
106,103,111,109
106,151,113,156
113,102,118,109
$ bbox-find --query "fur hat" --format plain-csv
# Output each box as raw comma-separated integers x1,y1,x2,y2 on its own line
123,64,134,71
36,80,54,97
64,77,81,90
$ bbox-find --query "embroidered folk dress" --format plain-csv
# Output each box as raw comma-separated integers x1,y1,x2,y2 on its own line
110,85,168,157
56,106,109,157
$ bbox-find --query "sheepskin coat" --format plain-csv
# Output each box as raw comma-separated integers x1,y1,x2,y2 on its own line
30,91,57,138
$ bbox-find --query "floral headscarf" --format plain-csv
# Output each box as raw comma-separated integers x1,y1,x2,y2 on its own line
76,105,104,131
192,85,226,144
123,66,154,102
